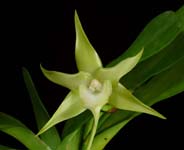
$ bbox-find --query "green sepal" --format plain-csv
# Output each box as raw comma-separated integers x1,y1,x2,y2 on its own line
37,92,86,136
40,65,92,90
95,49,143,83
75,11,102,73
109,84,166,119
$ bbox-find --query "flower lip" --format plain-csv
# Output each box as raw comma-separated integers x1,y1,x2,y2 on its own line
79,80,112,110
88,79,103,93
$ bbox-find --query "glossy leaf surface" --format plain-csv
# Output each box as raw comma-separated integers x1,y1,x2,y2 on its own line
22,68,60,149
0,113,51,150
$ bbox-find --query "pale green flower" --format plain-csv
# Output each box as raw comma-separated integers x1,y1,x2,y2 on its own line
37,11,165,150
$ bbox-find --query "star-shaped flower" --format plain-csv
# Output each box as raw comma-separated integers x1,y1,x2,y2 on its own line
37,11,165,150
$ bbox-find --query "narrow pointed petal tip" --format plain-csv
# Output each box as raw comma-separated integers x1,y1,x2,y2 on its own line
40,64,92,90
95,48,144,82
109,84,166,120
74,11,102,73
37,92,86,136
156,112,166,120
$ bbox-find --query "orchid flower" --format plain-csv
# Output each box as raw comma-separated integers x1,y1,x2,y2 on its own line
37,11,165,150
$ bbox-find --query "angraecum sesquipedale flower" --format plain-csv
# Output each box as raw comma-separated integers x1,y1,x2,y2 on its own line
37,11,166,150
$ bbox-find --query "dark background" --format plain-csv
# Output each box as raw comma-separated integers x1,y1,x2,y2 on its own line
1,0,184,149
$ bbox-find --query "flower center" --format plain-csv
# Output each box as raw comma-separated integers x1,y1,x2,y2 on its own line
79,79,112,111
88,79,102,93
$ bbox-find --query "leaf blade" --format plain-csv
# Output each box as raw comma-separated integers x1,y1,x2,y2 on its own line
91,119,131,150
22,68,61,149
109,10,181,66
121,32,184,90
56,128,82,150
0,113,51,150
62,111,92,138
176,5,184,31
134,55,184,105
0,144,18,150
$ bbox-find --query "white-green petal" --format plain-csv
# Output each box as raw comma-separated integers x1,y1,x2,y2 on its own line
40,65,92,90
95,49,143,83
37,92,86,136
75,11,102,73
109,83,166,119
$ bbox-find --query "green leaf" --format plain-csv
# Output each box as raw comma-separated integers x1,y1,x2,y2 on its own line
75,11,102,73
40,65,92,90
95,49,143,83
109,10,182,66
0,144,18,150
0,113,51,150
62,111,92,138
176,5,184,31
82,116,94,140
56,128,82,150
134,55,184,105
109,84,165,119
37,92,86,136
97,110,136,134
22,68,61,149
121,32,184,90
91,119,131,150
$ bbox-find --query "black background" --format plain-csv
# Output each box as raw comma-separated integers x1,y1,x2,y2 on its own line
1,0,184,149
